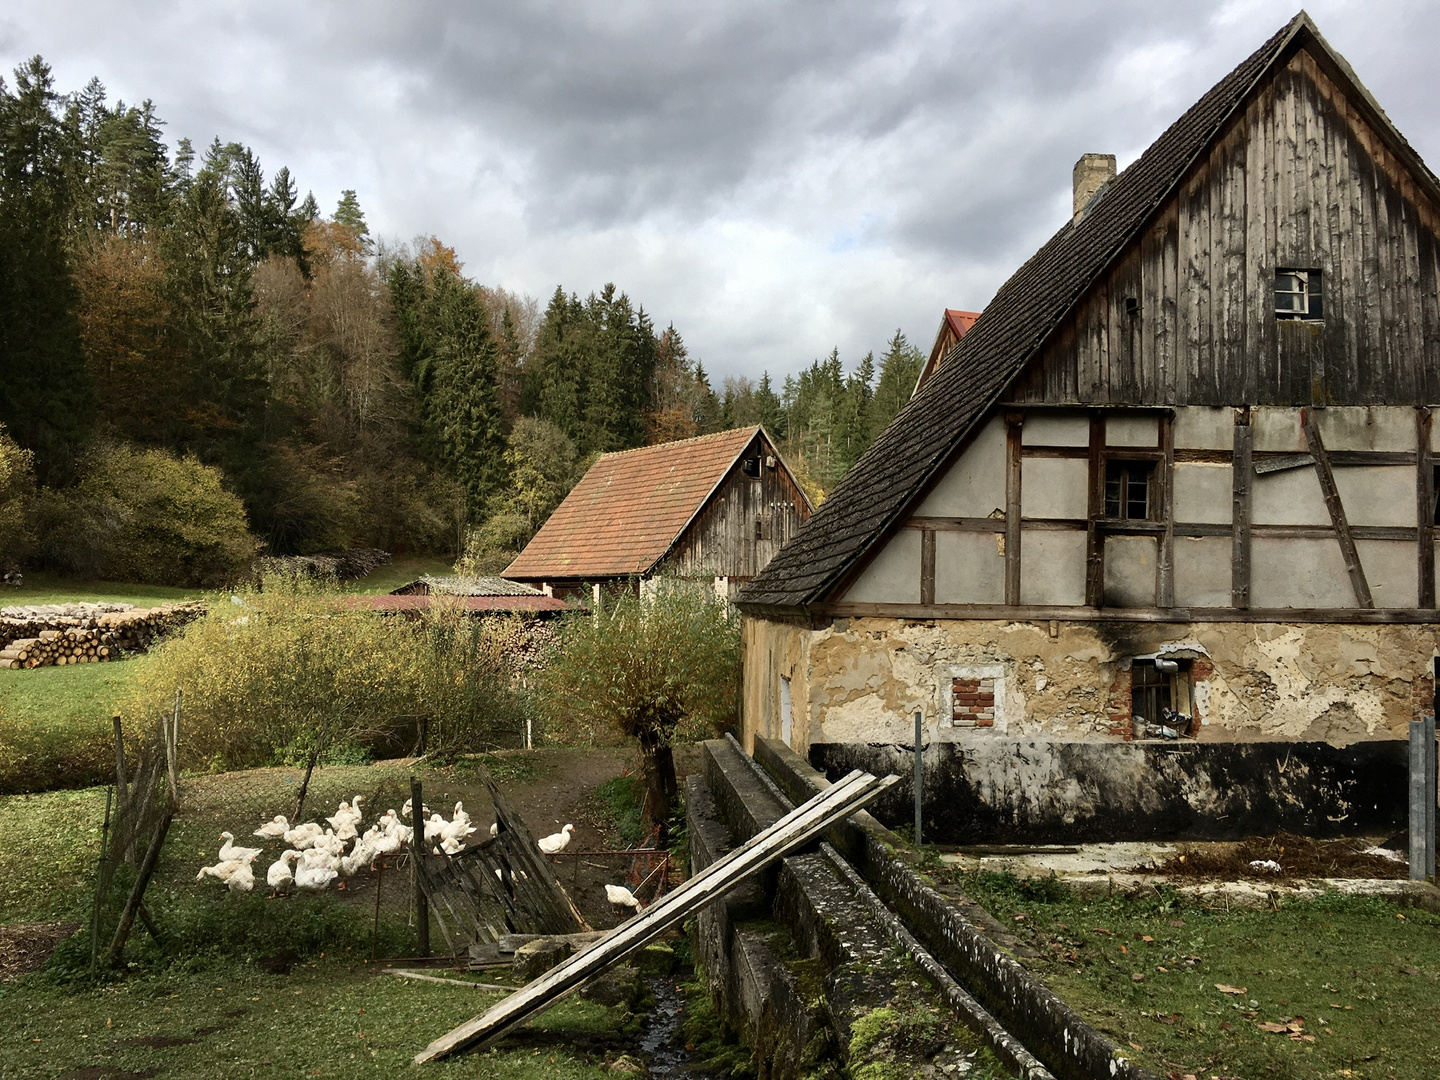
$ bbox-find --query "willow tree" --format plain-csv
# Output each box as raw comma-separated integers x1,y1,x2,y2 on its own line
538,583,740,840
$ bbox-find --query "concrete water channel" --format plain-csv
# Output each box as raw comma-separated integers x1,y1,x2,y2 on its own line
687,733,1154,1080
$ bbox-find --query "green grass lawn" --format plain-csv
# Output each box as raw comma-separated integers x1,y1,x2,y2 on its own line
956,869,1440,1080
0,571,205,608
337,555,455,595
0,957,632,1079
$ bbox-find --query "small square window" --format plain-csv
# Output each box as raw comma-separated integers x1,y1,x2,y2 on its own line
1104,461,1154,520
1275,268,1323,320
1131,658,1193,737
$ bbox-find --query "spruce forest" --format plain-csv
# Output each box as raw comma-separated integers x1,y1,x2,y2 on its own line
0,58,924,584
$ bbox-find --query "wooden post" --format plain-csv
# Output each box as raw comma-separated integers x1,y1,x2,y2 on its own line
913,710,923,847
1085,411,1106,607
88,786,113,972
166,692,181,804
1004,413,1023,606
111,715,128,806
1231,408,1252,609
1157,411,1176,608
1408,714,1436,882
920,529,936,607
1303,409,1372,608
411,777,430,957
106,812,173,966
1417,407,1434,608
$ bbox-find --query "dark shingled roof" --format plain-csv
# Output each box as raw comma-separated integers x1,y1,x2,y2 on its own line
738,13,1316,612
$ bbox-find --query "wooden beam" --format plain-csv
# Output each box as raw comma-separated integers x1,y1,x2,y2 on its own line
1005,414,1023,606
1085,412,1106,607
1418,407,1435,608
1231,409,1252,609
920,528,936,606
817,601,1440,624
903,516,1004,533
1019,444,1090,459
1178,523,1419,541
1303,409,1373,609
1158,412,1175,608
415,769,898,1062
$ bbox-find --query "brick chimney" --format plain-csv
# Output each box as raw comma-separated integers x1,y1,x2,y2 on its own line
1073,153,1116,222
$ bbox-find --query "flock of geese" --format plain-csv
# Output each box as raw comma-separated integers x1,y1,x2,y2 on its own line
195,797,646,913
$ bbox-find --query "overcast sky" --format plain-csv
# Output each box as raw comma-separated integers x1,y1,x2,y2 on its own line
3,1,1438,384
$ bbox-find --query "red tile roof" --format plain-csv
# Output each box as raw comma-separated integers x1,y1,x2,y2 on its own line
944,309,981,339
505,427,761,581
354,594,571,614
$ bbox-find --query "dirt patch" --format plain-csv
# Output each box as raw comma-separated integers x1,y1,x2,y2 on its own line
0,919,79,981
1159,833,1407,880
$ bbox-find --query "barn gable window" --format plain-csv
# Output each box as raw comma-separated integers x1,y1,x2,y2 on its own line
1275,268,1323,320
1104,460,1155,520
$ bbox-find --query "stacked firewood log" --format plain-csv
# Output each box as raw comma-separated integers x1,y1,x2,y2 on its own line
0,602,202,669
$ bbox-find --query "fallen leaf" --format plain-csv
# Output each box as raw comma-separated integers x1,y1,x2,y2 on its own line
1219,1021,1233,1032
1292,1034,1315,1043
1093,927,1112,935
1142,935,1155,942
1257,1022,1290,1033
1132,973,1145,982
1215,984,1247,995
1121,944,1129,954
1129,1041,1143,1051
1012,913,1027,922
1157,966,1169,973
1399,965,1419,976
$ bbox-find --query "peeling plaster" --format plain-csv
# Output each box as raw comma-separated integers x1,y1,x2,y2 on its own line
745,616,1438,749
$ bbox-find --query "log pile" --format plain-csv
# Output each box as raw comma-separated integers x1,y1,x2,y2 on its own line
0,602,202,669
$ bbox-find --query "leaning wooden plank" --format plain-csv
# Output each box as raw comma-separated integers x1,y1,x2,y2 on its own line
415,768,896,1063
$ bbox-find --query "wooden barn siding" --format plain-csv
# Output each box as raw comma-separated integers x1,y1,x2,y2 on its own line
1007,50,1440,408
667,435,812,580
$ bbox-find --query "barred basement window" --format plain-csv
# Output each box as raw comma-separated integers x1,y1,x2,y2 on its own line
1104,460,1155,520
1130,657,1194,737
1275,268,1323,320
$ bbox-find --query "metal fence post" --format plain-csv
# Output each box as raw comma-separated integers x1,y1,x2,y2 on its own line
1409,715,1436,881
914,710,923,848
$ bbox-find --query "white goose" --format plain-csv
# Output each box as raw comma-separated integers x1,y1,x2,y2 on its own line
537,824,574,855
605,884,644,913
253,815,289,840
283,821,325,850
197,852,257,892
294,862,338,891
267,850,300,889
218,831,263,863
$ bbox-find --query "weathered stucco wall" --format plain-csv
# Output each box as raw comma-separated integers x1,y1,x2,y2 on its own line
743,615,1437,751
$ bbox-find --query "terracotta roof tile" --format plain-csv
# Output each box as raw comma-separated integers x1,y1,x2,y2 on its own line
505,427,760,581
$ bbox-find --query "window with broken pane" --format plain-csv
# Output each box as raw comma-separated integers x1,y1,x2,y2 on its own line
1275,268,1323,320
1104,460,1154,520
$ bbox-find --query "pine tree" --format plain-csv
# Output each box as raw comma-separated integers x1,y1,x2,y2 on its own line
870,329,923,442
334,189,370,252
0,56,95,481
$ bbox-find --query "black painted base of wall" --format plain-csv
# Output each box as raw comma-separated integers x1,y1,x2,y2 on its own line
809,739,1407,844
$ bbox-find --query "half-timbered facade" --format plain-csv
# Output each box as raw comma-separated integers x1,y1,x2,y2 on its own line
735,15,1440,840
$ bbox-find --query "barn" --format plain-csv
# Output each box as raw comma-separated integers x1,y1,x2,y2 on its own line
736,14,1440,843
505,426,812,599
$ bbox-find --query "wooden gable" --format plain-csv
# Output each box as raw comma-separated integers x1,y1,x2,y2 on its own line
1006,43,1440,409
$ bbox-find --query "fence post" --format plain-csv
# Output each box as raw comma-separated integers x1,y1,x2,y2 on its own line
914,709,923,848
411,776,430,956
1409,714,1436,881
89,786,113,973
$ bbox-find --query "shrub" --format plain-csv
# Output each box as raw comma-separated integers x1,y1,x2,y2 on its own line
32,442,259,586
0,423,36,568
0,707,117,795
123,578,526,773
535,580,740,839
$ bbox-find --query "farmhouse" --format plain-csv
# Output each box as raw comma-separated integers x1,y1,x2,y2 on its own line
737,13,1440,842
506,426,812,599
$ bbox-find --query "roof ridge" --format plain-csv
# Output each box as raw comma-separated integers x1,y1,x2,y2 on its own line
594,425,760,460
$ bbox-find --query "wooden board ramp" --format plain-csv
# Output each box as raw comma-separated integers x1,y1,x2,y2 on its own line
415,767,897,1063
413,764,587,955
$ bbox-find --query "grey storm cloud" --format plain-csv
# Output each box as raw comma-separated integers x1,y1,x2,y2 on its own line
3,1,1440,381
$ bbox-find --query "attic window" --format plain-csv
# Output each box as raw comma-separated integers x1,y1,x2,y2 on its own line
1104,461,1154,520
741,456,762,479
1275,269,1323,320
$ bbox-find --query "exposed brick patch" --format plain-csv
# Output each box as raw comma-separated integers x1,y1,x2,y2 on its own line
952,677,996,727
1105,668,1133,739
